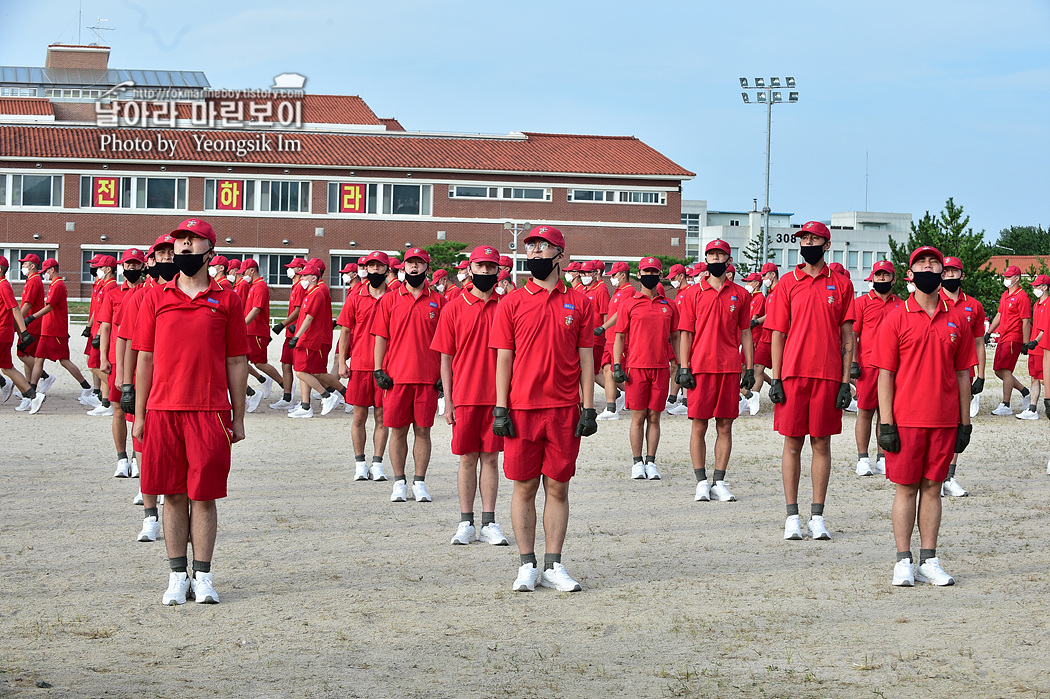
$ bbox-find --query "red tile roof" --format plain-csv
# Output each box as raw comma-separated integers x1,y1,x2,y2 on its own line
111,94,381,126
0,125,694,177
380,117,405,131
0,98,54,116
983,255,1050,274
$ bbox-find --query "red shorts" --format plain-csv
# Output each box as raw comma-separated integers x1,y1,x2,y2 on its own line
451,404,504,454
0,334,13,369
503,405,581,483
248,335,270,364
293,345,328,374
141,410,233,500
600,344,615,369
16,333,39,358
856,364,879,411
87,342,101,369
125,411,142,453
885,426,955,485
625,367,670,412
754,341,772,368
107,366,121,403
280,337,295,365
687,372,739,420
83,335,92,356
36,335,70,361
591,343,604,375
347,369,383,408
1030,351,1044,380
774,377,843,437
993,340,1022,372
382,382,438,429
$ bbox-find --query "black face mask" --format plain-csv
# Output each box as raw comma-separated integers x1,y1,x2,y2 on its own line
173,253,208,277
706,262,727,278
472,273,498,292
800,245,825,265
366,272,385,288
526,257,557,281
123,269,143,284
152,261,178,282
405,271,427,288
941,278,962,293
639,275,661,290
912,270,942,294
872,280,893,294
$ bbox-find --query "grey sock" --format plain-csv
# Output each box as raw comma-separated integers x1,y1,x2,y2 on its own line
712,469,726,483
355,454,366,463
413,475,425,483
633,456,643,464
481,511,495,527
811,503,825,517
300,401,310,410
192,560,211,576
858,452,869,460
372,456,383,463
946,462,957,480
645,455,656,464
543,553,561,571
693,468,707,483
117,451,128,461
896,551,913,562
606,402,616,413
460,512,474,525
283,392,292,402
256,375,266,384
520,553,537,567
786,504,799,516
169,556,188,573
919,548,936,564
394,475,406,483
144,507,158,519
246,386,256,397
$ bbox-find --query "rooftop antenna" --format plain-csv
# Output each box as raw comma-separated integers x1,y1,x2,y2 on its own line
865,151,869,212
86,17,114,46
78,0,82,44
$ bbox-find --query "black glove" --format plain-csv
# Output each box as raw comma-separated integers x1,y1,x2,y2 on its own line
24,314,35,325
750,319,760,329
287,336,298,349
120,384,136,415
492,406,515,437
877,423,901,453
593,326,606,337
271,322,284,335
984,333,991,345
612,364,627,384
288,324,296,334
82,327,91,338
373,368,393,390
675,366,696,390
740,367,755,390
850,362,861,380
575,407,598,437
1024,340,1038,351
769,379,786,404
17,331,34,353
1044,399,1050,420
971,377,985,395
91,334,101,349
955,423,972,454
835,382,852,410
435,378,443,394
1021,343,1030,355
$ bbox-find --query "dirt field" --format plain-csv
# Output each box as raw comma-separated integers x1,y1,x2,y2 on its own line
3,331,1049,698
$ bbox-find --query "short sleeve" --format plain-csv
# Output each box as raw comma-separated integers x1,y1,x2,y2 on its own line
98,293,115,324
225,292,250,358
132,290,157,353
677,290,696,332
851,297,865,333
370,293,392,339
489,297,515,351
576,295,595,349
764,284,790,334
869,313,899,372
336,297,353,328
430,301,457,356
1020,294,1033,320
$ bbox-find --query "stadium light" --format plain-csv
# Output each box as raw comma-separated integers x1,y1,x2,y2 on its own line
741,92,750,103
740,78,749,88
786,77,795,88
770,77,781,88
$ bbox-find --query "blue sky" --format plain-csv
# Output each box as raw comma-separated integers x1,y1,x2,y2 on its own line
3,0,1048,238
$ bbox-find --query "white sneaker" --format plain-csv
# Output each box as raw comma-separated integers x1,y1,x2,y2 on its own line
28,392,46,414
694,481,711,502
162,571,191,605
892,559,915,587
943,477,969,497
260,375,274,399
353,462,369,481
540,562,582,592
710,480,736,501
137,516,161,542
595,408,619,421
738,395,749,416
615,393,625,413
915,557,955,586
969,394,980,418
369,462,388,481
992,402,1013,416
846,398,859,413
411,481,432,502
1047,458,1050,476
1016,406,1038,420
76,387,94,405
287,404,314,418
667,402,689,415
478,522,509,546
513,563,540,592
15,396,32,411
873,457,886,475
191,572,220,603
269,398,293,410
390,480,407,502
245,389,262,413
132,491,144,505
450,521,477,545
320,391,340,416
345,402,354,414
114,458,131,478
130,457,140,478
0,380,13,404
644,462,662,480
747,390,760,415
808,515,831,540
437,396,445,416
87,403,113,416
631,462,646,479
1022,392,1032,410
856,457,873,477
39,374,56,393
784,515,804,540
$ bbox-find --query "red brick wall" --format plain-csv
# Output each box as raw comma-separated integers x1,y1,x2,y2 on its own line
45,46,109,70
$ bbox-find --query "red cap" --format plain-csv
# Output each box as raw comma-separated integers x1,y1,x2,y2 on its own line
308,258,326,274
18,253,41,266
41,258,59,272
743,272,761,282
589,260,605,275
96,255,118,269
909,246,944,266
695,262,708,272
566,261,581,272
865,260,895,282
390,258,403,270
403,247,430,265
171,218,216,244
498,270,511,281
210,256,229,269
761,262,779,275
609,261,630,275
942,256,964,271
1034,274,1050,286
148,235,175,258
1004,265,1022,277
240,258,259,271
840,268,851,279
639,257,662,272
686,267,701,277
284,257,307,269
828,262,846,275
120,248,147,265
300,263,322,277
0,255,8,268
432,268,448,280
340,262,358,274
795,221,831,241
361,251,390,266
726,263,736,274
357,256,367,265
469,245,501,265
524,225,565,250
705,239,731,255
87,254,102,266
664,263,685,279
455,260,469,270
226,259,241,271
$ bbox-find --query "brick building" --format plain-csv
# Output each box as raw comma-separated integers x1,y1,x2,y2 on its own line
0,44,693,300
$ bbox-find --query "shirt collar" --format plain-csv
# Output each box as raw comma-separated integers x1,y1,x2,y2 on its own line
792,263,830,281
904,295,949,314
524,278,566,295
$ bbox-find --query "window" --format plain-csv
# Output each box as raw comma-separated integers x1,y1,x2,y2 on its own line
260,181,311,213
848,251,859,269
448,185,551,201
731,248,740,261
449,185,490,198
504,187,548,200
329,255,365,288
382,184,431,216
787,249,799,266
327,183,378,214
261,253,298,286
729,220,740,227
770,248,783,265
10,174,62,207
568,190,615,202
139,178,187,209
618,191,666,204
80,175,186,209
0,176,6,206
0,88,38,97
12,249,48,281
862,251,873,269
205,179,254,211
832,250,843,264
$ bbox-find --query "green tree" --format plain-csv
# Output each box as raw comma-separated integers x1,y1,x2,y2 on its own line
738,227,773,275
887,198,999,311
425,241,469,273
994,224,1050,256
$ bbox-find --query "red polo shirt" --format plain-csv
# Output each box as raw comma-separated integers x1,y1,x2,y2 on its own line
430,290,500,406
298,283,333,351
117,278,157,344
245,278,270,337
490,279,594,409
337,283,388,372
99,282,134,363
1032,296,1050,356
584,282,611,341
614,291,679,369
764,264,855,381
445,285,463,302
677,278,751,373
0,278,18,341
996,287,1031,342
871,296,977,427
286,282,306,338
749,290,767,345
851,290,903,367
939,290,986,342
234,277,251,306
92,277,117,334
40,277,69,338
371,284,445,384
132,278,249,411
87,277,100,319
20,273,44,317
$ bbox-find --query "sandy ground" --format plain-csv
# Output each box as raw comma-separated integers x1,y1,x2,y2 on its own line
2,326,1050,698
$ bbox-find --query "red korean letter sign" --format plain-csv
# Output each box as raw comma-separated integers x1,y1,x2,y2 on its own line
339,183,365,213
217,180,243,210
94,177,119,207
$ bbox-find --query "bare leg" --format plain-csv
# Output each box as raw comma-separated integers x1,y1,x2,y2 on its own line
713,417,733,472
411,424,432,478
541,476,570,555
916,478,943,551
689,418,709,470
602,365,617,405
163,492,190,559
457,452,480,514
388,425,410,478
478,452,499,513
372,407,389,458
111,406,128,454
281,362,293,395
511,477,541,555
30,357,45,385
892,483,919,553
188,499,217,563
856,408,876,455
59,358,88,385
629,409,645,458
253,362,283,385
810,435,832,504
645,409,661,456
296,370,325,403
754,363,768,394
2,366,31,394
782,435,806,505
351,406,369,455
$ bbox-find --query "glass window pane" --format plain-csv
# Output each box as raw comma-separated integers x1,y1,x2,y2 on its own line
300,182,309,212
392,184,419,215
862,251,873,269
328,183,338,213
0,174,7,206
832,250,843,264
261,181,270,211
52,176,63,207
787,248,799,266
135,178,146,208
367,183,377,214
848,251,859,269
421,185,431,215
245,181,255,211
146,178,176,209
455,186,487,198
288,182,299,212
382,184,392,214
573,190,594,201
20,175,52,206
205,179,216,209
176,179,187,209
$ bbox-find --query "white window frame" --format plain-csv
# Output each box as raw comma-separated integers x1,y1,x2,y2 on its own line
3,173,64,208
78,174,187,211
2,244,60,282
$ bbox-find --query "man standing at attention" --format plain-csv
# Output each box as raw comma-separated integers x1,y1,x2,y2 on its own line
987,265,1031,415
